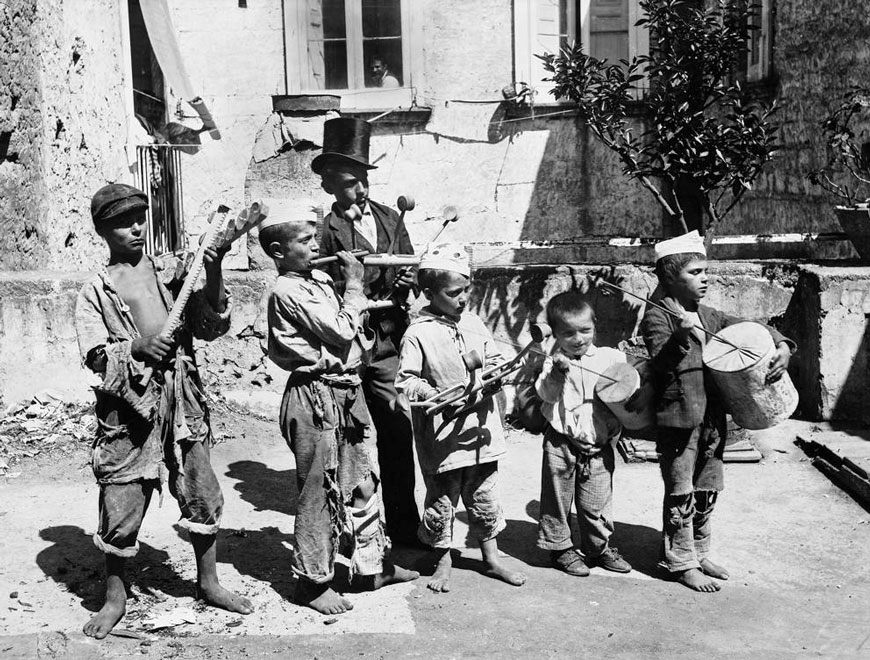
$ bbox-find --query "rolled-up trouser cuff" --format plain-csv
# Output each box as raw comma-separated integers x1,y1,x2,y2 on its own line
178,518,220,535
536,537,575,552
658,557,701,573
93,532,139,558
476,516,506,543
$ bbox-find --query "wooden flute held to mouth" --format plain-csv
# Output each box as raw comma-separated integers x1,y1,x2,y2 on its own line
309,252,421,267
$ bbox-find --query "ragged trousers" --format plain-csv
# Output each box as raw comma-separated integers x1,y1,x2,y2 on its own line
657,424,725,572
280,376,387,584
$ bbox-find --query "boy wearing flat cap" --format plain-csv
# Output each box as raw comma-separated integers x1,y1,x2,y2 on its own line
396,245,526,593
313,117,421,545
641,231,794,593
75,183,251,639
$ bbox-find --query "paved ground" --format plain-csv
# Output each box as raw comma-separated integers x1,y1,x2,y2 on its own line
0,414,868,659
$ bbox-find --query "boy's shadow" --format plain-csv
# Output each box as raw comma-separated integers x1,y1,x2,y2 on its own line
458,500,661,578
36,525,190,613
225,460,299,516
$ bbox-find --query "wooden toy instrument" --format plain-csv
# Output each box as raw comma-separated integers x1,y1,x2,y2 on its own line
160,201,269,336
410,323,553,418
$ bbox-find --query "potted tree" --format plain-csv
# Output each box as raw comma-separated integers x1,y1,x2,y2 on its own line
539,0,779,248
807,87,870,260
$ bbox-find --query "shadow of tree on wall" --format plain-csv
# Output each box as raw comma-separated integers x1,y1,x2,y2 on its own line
514,117,659,244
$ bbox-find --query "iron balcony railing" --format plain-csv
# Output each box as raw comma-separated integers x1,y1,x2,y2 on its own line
135,144,186,256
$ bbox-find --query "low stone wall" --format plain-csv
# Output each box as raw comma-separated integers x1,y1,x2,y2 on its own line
1,262,866,424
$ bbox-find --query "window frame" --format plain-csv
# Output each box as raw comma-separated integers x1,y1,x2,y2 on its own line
513,0,648,104
283,0,422,110
746,0,773,83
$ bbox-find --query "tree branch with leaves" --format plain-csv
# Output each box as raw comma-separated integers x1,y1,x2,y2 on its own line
540,0,779,247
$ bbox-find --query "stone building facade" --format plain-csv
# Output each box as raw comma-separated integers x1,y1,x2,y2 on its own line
1,0,869,421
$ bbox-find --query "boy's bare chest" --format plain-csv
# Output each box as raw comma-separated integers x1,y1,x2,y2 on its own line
108,264,169,337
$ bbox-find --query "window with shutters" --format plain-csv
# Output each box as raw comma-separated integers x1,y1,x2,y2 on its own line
283,0,421,109
746,0,773,82
514,0,647,101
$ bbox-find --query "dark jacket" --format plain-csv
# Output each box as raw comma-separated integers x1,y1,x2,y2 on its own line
319,199,415,360
641,297,793,429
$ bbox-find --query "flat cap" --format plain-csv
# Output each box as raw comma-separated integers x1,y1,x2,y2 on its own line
91,183,149,225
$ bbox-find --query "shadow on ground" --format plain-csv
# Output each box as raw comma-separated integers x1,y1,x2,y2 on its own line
452,500,662,579
225,460,298,516
36,525,190,613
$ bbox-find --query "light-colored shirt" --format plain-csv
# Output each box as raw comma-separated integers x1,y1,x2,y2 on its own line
396,309,506,475
535,344,626,452
353,203,379,251
266,269,371,377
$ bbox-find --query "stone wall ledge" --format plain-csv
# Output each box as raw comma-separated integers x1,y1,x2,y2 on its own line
0,262,867,424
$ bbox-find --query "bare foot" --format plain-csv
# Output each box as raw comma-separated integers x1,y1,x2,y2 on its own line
295,581,354,615
197,580,254,614
371,561,420,590
677,567,721,593
484,560,527,587
700,558,730,580
427,549,452,593
82,575,126,639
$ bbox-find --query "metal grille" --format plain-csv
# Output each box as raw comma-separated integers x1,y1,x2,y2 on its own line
135,145,185,256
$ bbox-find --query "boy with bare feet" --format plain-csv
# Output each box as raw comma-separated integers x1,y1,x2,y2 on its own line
261,203,418,615
75,184,252,639
396,245,527,593
641,231,794,593
535,293,634,577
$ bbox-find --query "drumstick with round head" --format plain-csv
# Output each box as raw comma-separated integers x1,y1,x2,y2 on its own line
426,206,460,248
386,195,415,255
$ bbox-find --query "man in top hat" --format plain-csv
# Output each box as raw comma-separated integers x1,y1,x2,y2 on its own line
313,117,421,545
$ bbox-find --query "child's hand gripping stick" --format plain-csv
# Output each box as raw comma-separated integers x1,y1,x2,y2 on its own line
160,202,269,337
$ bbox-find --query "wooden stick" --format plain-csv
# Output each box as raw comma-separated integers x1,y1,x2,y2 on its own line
593,278,760,360
161,210,225,336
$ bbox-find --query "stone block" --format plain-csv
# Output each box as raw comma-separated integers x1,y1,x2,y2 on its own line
783,266,870,424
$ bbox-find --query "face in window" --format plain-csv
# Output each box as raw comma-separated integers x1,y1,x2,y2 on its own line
370,58,387,81
669,259,709,307
322,164,370,211
97,210,148,257
552,309,596,359
425,272,470,321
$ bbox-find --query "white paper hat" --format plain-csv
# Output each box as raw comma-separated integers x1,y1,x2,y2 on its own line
259,198,320,230
419,243,470,277
654,230,706,260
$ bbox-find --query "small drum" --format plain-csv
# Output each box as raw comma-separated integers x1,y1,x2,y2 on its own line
594,361,655,430
702,321,798,430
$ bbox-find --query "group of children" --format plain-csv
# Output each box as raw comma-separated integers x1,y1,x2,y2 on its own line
75,119,794,638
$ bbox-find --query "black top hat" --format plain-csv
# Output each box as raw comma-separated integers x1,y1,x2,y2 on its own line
311,117,378,175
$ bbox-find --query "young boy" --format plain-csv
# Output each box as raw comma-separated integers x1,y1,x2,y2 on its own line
395,244,526,593
261,202,418,615
641,230,794,593
313,118,420,546
535,292,633,577
75,183,252,639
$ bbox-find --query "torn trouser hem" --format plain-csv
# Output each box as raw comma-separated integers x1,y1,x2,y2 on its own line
348,493,386,579
178,518,221,535
93,533,139,558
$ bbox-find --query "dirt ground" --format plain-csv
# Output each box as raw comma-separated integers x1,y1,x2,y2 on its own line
0,412,868,660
